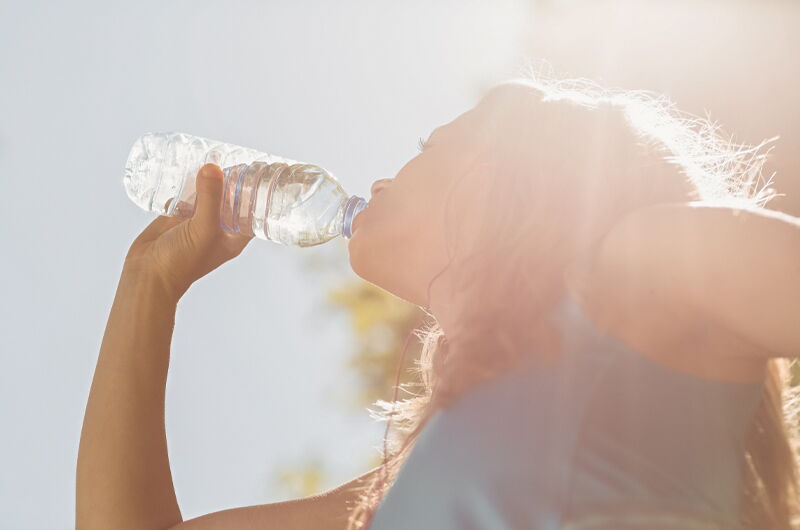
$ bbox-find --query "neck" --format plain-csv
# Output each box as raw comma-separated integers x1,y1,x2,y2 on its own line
426,261,578,353
425,265,460,340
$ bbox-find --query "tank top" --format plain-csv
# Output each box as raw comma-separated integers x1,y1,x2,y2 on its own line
367,290,764,529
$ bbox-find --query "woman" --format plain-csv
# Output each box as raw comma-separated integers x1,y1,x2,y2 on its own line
76,76,800,530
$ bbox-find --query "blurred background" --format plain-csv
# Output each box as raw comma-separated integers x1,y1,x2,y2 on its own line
1,0,798,528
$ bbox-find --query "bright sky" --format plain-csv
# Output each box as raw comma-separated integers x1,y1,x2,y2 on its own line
0,1,531,526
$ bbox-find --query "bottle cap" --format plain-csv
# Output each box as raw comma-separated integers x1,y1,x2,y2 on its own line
342,196,367,239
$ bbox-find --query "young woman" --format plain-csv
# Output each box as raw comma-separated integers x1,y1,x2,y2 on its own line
77,76,800,530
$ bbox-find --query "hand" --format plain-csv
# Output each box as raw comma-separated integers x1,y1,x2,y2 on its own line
123,163,253,301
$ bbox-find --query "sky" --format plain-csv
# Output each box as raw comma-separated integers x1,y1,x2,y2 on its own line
0,1,532,527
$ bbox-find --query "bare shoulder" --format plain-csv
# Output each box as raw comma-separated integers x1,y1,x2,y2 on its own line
168,466,382,530
565,201,798,384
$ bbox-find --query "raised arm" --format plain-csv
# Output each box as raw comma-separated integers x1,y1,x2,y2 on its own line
76,268,183,529
594,201,800,359
76,164,253,529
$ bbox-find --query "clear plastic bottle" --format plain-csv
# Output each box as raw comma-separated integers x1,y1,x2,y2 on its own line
123,132,367,247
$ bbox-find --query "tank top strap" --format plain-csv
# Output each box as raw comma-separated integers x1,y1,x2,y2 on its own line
554,289,765,395
546,289,622,368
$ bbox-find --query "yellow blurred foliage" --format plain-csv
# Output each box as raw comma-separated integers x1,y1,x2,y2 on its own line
275,460,325,498
327,279,427,407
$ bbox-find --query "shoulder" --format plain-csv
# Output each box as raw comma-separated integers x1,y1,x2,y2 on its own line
567,202,778,384
598,201,800,358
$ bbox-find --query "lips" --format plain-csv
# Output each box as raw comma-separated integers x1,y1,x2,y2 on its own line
352,203,369,233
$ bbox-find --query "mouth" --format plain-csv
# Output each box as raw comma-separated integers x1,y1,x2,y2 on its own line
351,203,369,233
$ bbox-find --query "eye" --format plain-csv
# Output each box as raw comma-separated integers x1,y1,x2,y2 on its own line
417,136,431,153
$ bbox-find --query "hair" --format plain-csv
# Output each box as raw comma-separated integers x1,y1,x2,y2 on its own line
345,71,800,530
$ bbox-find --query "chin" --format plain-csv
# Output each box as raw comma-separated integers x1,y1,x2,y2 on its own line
347,230,397,295
346,227,372,281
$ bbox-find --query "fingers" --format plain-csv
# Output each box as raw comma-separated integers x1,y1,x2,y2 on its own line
193,163,225,235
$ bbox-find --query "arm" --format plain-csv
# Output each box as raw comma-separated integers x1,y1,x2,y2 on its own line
168,465,383,529
77,164,253,529
76,269,183,529
77,275,379,530
595,201,800,359
77,163,382,529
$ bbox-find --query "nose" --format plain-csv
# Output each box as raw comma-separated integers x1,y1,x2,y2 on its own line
370,178,392,199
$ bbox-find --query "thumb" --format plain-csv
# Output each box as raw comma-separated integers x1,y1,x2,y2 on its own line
193,163,225,233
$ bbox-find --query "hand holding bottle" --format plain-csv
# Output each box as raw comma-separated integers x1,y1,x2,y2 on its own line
124,132,367,247
123,163,253,301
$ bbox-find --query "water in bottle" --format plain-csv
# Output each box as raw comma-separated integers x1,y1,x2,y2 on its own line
123,132,367,247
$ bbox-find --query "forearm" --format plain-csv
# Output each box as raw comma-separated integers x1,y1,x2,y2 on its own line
77,268,182,530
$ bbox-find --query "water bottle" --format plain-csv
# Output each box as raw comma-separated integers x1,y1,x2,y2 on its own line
123,132,367,247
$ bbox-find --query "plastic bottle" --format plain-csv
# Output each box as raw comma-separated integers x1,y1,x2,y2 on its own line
123,132,367,247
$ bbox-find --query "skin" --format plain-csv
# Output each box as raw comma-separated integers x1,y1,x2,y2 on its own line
76,164,381,530
576,201,800,383
76,110,493,528
348,104,496,339
77,99,800,528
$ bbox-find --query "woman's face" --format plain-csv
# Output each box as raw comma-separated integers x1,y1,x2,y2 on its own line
347,105,492,308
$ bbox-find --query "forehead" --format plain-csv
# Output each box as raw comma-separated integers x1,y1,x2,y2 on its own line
430,106,485,147
431,82,532,146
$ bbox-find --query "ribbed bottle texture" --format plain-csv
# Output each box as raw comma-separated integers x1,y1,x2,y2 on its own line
123,132,366,247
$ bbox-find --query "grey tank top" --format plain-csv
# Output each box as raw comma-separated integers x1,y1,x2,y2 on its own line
367,290,764,529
